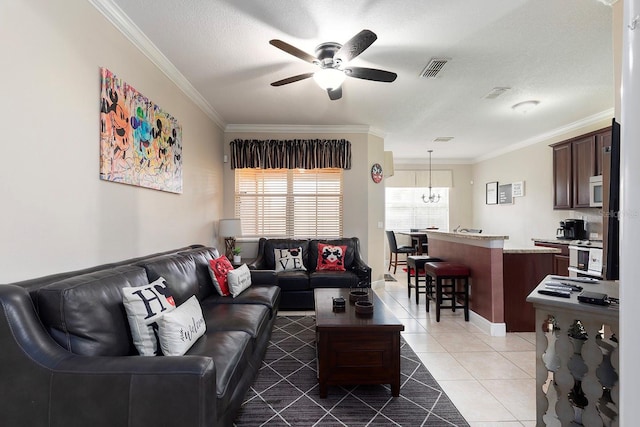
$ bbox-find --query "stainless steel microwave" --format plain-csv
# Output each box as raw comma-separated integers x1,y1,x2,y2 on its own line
589,175,603,207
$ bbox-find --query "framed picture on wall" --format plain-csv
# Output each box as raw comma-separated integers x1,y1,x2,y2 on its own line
486,181,498,205
499,183,513,204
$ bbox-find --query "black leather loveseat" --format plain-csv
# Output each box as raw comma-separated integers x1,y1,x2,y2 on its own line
249,237,371,310
0,245,280,427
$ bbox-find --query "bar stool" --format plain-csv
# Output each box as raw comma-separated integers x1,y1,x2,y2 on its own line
423,262,470,322
406,255,441,304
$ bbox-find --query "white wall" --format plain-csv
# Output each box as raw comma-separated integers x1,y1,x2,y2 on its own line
0,0,224,282
472,118,612,248
366,133,386,285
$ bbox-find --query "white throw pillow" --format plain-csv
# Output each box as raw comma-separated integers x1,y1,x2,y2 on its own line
274,247,307,272
227,264,252,297
156,295,206,356
122,277,176,356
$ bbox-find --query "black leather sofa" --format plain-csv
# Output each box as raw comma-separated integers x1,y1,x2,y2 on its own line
249,237,371,310
0,245,280,427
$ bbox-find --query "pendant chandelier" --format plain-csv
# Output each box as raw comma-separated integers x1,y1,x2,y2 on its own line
422,150,441,203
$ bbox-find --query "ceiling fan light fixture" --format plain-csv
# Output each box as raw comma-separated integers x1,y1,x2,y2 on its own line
313,68,345,90
512,100,540,114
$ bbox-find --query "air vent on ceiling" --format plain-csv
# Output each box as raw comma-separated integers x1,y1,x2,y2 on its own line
420,57,450,78
433,137,454,143
483,87,511,99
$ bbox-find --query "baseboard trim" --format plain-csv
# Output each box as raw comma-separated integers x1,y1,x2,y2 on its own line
469,311,506,336
371,279,385,290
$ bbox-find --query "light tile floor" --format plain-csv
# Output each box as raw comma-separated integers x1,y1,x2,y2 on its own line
376,273,537,427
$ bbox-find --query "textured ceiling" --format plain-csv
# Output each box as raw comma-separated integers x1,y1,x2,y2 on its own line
105,0,614,163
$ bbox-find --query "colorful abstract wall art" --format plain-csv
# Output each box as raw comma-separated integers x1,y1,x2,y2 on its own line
99,67,183,193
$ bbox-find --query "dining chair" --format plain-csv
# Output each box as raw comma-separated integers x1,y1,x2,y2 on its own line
386,230,417,274
410,229,428,255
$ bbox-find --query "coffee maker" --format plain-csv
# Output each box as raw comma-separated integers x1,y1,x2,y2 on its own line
556,219,586,240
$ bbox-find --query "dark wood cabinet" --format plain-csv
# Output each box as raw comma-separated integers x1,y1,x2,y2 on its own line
595,129,612,176
551,127,611,210
553,142,572,209
553,253,570,276
572,136,596,208
503,252,555,332
534,241,569,276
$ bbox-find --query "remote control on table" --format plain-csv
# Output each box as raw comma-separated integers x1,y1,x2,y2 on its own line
538,289,571,298
545,281,583,292
550,276,598,284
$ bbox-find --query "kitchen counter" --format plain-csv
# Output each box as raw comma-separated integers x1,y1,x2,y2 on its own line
426,231,509,334
532,237,603,249
427,230,509,241
426,230,508,250
425,232,558,334
503,247,562,254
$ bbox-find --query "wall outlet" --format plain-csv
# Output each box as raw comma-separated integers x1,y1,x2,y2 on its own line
378,221,384,229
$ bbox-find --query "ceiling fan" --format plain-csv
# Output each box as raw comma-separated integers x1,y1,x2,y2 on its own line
269,29,397,100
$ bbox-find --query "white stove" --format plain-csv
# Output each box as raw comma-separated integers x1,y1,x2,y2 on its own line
568,244,603,278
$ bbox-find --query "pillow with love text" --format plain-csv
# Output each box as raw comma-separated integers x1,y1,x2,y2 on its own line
274,247,307,272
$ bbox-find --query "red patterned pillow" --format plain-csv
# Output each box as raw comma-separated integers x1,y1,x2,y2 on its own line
208,256,234,296
316,243,347,271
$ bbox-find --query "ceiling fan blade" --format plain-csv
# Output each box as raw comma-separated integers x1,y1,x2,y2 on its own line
270,73,315,86
335,29,377,63
269,39,317,63
327,86,342,100
345,67,397,82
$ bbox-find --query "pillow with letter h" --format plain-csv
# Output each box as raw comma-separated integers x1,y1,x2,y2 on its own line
121,277,176,356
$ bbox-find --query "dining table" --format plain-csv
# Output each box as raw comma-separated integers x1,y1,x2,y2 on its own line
396,229,437,255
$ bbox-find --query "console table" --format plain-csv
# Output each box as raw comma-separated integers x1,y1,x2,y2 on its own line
526,277,619,426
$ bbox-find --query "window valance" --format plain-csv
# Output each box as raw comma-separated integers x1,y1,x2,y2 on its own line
385,170,454,188
229,138,352,170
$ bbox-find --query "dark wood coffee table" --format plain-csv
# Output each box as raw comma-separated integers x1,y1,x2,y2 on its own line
314,288,405,398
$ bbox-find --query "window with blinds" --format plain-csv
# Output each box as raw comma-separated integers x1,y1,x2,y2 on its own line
385,187,449,231
235,168,343,238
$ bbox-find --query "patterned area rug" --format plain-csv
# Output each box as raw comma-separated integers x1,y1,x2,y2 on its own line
233,316,469,426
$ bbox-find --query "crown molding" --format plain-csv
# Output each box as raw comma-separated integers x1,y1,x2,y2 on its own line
225,124,386,138
475,108,614,163
88,0,226,128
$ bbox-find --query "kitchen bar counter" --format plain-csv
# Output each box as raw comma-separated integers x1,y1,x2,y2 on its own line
426,231,557,334
425,230,509,241
426,231,508,335
503,247,562,254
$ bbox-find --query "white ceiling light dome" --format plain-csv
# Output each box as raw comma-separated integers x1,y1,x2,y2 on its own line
313,68,346,90
512,100,540,114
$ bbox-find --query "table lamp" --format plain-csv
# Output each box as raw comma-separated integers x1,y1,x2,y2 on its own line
219,218,242,258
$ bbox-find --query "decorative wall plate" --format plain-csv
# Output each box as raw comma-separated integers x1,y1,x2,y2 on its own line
371,163,383,183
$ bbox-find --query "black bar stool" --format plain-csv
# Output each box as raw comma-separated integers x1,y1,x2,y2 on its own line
423,262,471,322
406,255,441,304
